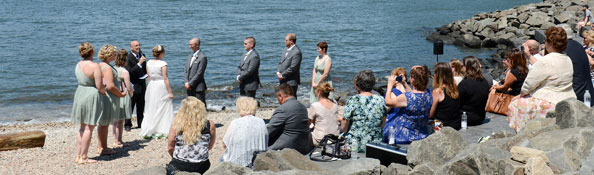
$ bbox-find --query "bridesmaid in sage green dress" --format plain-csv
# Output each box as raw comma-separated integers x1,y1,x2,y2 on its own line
112,49,133,147
71,42,105,164
97,45,126,155
309,41,333,104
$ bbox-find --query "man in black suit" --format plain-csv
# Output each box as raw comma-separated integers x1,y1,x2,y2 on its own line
236,36,260,98
184,38,208,106
565,37,594,106
125,40,147,131
277,33,302,98
267,84,311,154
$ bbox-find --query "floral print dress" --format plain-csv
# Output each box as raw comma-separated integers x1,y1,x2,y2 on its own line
343,94,386,152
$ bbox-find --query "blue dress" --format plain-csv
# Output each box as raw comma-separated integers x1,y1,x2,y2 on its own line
388,89,433,144
382,88,402,142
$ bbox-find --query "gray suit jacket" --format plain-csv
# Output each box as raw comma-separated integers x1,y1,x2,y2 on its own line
277,45,302,86
236,49,260,91
184,50,207,92
267,97,311,154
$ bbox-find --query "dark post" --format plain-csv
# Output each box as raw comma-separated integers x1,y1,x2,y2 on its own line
434,39,444,63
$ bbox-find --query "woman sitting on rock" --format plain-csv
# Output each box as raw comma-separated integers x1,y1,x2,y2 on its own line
382,67,409,142
492,50,528,96
508,26,576,132
458,56,490,126
384,66,433,144
167,96,216,174
429,63,462,130
308,82,341,146
449,59,464,85
221,97,267,167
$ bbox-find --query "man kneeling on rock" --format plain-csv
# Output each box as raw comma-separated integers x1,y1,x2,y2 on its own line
267,84,312,154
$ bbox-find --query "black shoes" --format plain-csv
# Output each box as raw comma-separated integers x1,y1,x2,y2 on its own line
124,126,131,131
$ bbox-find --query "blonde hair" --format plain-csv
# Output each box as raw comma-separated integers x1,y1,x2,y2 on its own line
152,45,165,58
173,96,207,145
315,82,334,98
78,42,94,59
236,97,258,116
98,45,117,62
115,49,128,67
587,31,594,48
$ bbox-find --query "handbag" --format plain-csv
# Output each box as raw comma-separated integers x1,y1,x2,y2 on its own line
309,134,351,160
485,88,513,116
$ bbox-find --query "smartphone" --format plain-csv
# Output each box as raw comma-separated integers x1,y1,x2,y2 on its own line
396,76,403,82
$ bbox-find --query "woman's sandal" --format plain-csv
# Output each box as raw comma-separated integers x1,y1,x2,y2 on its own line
97,148,116,155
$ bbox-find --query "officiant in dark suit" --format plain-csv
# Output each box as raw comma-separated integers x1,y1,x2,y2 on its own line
277,33,302,98
184,38,208,106
125,40,147,131
236,36,260,98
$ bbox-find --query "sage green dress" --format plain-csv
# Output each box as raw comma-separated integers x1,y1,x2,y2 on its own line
309,55,333,103
71,63,103,125
116,66,132,120
98,64,121,126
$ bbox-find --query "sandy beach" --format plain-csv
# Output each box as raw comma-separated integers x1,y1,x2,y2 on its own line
0,108,278,175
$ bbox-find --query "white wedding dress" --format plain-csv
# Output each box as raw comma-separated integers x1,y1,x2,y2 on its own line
140,60,174,137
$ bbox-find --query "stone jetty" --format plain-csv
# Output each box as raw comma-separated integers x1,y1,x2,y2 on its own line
427,0,594,49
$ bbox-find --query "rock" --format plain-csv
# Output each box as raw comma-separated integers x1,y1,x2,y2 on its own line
384,163,411,175
541,22,556,30
491,130,516,139
510,19,521,28
510,146,550,164
495,33,516,46
497,18,508,30
204,162,252,175
526,157,554,175
536,3,554,9
518,13,530,23
127,166,166,175
409,163,436,175
478,12,488,19
519,24,530,29
253,149,323,172
550,98,594,129
463,34,482,48
579,147,594,175
478,27,495,39
565,5,583,12
526,12,551,27
528,128,594,173
426,32,455,44
555,11,576,24
520,118,557,133
516,4,536,12
481,38,498,48
336,158,382,175
407,127,466,166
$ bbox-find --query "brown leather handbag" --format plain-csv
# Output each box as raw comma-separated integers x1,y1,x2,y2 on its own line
485,89,513,116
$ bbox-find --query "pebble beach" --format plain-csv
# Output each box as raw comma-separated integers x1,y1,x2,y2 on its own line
0,108,277,175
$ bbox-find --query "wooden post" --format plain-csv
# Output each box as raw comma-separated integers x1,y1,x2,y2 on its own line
0,131,46,151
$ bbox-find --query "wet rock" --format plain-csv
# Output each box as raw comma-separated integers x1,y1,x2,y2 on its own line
204,162,252,175
407,127,466,166
510,146,550,164
526,157,554,175
549,98,594,129
253,149,323,172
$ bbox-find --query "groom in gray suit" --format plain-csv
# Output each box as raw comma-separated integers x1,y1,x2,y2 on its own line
236,36,260,98
184,37,208,106
267,83,311,154
277,33,302,98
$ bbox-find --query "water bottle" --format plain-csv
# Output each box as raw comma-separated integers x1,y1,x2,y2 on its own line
585,90,591,107
388,126,395,145
461,112,468,129
351,140,359,154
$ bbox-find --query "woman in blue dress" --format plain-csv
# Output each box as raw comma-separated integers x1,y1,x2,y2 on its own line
384,66,433,144
382,67,410,142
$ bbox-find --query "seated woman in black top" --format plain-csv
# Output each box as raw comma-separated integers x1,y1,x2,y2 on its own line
430,62,462,130
493,51,528,96
458,56,490,126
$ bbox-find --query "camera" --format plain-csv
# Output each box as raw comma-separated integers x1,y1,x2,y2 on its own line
396,76,403,82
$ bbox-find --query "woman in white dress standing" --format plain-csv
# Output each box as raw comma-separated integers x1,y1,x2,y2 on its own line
140,45,174,138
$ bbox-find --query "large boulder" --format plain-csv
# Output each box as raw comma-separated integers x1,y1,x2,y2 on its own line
510,146,550,164
476,18,498,31
384,163,411,175
518,13,530,23
409,163,436,175
252,149,323,172
407,127,466,166
477,27,495,39
554,11,576,24
548,98,594,129
527,128,594,173
526,12,551,27
204,162,252,175
462,34,482,48
437,143,523,175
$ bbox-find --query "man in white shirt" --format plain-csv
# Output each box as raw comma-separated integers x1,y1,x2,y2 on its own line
522,39,543,69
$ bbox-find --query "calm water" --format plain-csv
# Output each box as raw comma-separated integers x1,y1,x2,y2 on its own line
0,0,538,124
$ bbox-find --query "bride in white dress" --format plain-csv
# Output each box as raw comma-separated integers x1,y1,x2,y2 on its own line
140,45,174,137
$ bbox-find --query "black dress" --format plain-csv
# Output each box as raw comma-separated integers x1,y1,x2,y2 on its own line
507,69,526,96
434,88,462,130
458,78,490,126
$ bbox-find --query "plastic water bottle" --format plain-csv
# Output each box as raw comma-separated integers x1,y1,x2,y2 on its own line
585,90,591,107
461,112,468,129
388,126,395,145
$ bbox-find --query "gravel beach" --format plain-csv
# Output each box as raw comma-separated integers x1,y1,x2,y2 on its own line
0,108,276,175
